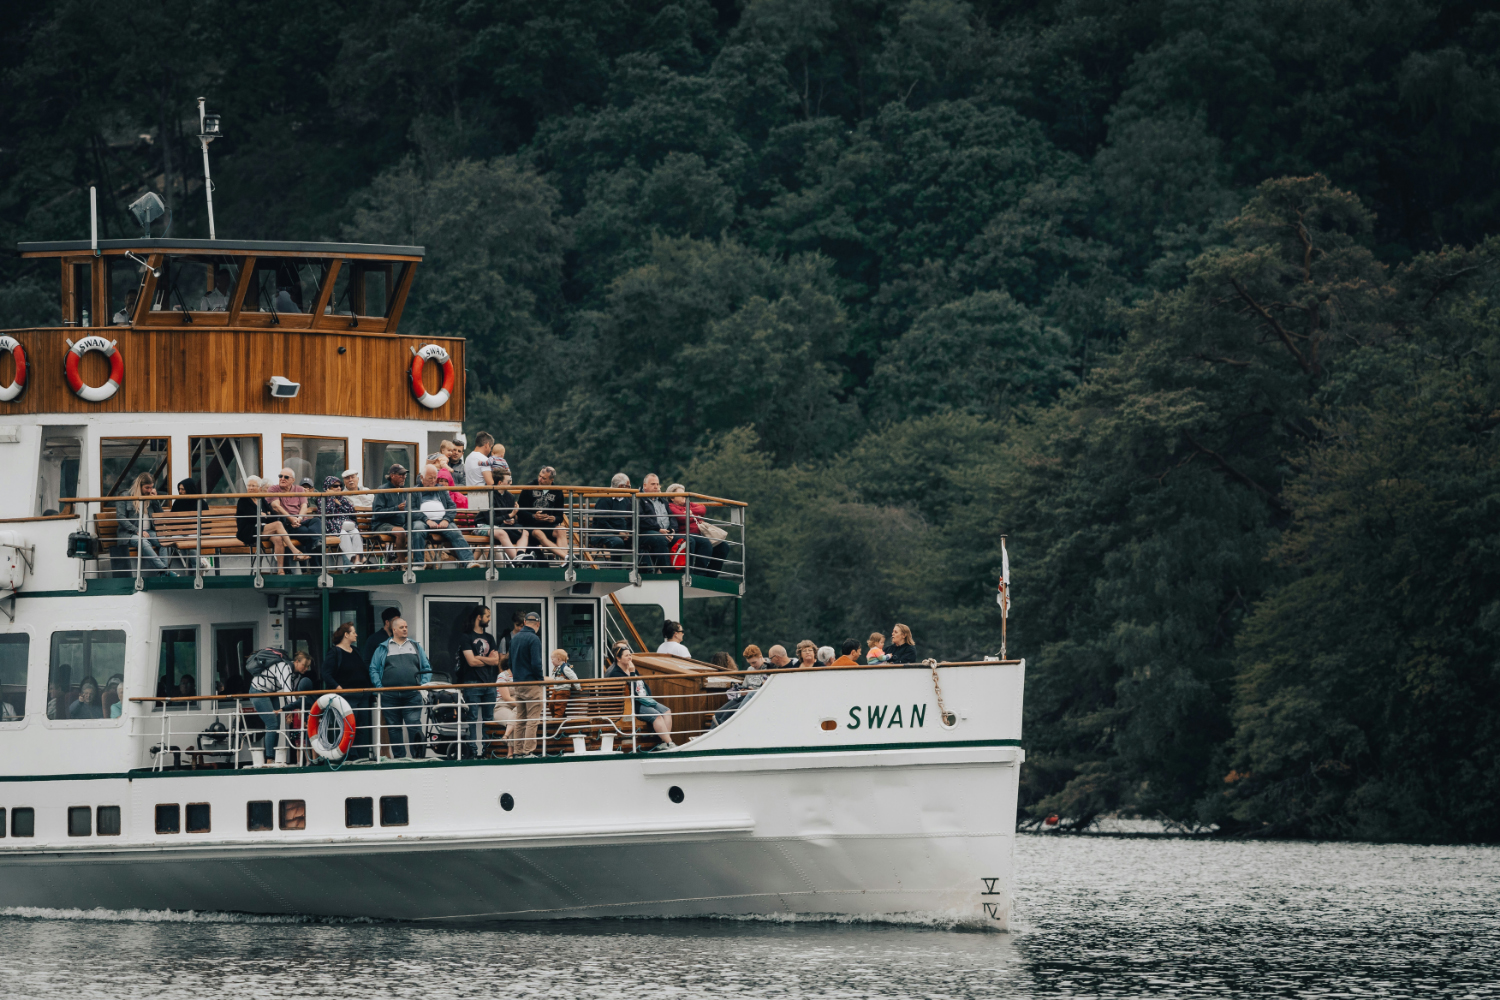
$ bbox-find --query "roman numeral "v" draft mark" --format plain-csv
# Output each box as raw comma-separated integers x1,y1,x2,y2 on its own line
980,877,1000,895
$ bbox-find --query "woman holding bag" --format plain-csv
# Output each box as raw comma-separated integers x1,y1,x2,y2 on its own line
666,484,725,578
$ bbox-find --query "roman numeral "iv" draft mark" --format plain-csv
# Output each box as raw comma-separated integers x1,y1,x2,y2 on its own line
983,902,1000,919
980,877,1000,895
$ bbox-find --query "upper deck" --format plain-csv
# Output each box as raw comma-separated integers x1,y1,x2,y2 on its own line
4,238,460,422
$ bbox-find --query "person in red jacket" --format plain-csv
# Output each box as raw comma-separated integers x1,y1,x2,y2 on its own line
666,484,725,577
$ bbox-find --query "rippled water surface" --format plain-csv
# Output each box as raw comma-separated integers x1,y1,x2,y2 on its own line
1,836,1496,998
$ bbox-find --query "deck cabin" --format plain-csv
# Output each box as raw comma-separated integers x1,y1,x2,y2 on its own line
0,235,747,776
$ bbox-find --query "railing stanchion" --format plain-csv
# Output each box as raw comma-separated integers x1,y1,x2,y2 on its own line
404,490,415,584
375,692,383,759
193,500,204,589
631,490,640,583
253,500,265,588
456,689,463,761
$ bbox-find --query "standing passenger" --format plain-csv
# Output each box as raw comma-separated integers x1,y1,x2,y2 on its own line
463,433,497,512
367,617,432,759
888,623,918,663
508,611,545,757
323,622,372,761
458,605,500,758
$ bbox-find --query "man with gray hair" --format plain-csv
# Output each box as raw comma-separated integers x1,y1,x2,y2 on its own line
635,473,674,569
592,473,636,561
414,464,482,570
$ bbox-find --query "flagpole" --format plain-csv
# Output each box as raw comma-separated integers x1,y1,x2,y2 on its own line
1000,535,1010,659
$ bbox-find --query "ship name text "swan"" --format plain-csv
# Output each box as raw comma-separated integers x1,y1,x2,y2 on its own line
846,704,927,729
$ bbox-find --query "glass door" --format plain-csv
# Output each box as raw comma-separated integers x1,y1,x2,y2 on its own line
213,625,256,696
555,600,600,679
491,600,546,674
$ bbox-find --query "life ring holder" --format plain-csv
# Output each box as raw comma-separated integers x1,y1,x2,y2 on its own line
408,343,454,409
64,336,124,403
0,336,28,402
307,693,357,761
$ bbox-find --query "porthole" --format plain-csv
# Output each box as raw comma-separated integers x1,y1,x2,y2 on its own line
97,806,121,836
68,806,91,837
819,719,837,731
279,799,306,831
11,808,33,837
667,785,684,804
186,803,211,833
499,793,514,812
155,803,180,834
379,795,408,827
247,800,273,831
345,797,374,828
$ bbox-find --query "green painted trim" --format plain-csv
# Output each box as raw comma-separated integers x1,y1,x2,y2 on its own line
0,739,1023,782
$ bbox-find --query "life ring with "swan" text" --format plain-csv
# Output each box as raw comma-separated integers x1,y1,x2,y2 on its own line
64,336,124,402
0,336,28,402
408,343,454,409
307,693,357,760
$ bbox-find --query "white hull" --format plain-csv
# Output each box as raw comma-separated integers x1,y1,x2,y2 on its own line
0,663,1024,926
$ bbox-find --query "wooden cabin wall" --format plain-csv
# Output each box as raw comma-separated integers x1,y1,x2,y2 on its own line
0,327,464,421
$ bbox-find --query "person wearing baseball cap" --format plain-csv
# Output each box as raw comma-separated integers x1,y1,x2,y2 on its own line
370,463,412,560
508,611,546,756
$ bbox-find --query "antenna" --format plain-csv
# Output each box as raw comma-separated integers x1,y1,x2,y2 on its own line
195,97,223,239
90,187,98,256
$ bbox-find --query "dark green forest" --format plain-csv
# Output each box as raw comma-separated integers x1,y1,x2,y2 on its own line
5,0,1500,841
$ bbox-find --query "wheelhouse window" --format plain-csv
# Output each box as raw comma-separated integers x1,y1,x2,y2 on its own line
188,437,261,496
100,437,170,499
150,256,241,316
239,259,330,315
48,630,127,722
363,441,416,488
283,436,347,488
157,627,199,707
68,261,94,326
0,634,30,722
109,257,148,325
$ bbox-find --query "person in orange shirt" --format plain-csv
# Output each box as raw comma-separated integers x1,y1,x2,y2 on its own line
831,639,862,666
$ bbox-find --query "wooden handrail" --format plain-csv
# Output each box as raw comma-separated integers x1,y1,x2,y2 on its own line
63,486,748,507
127,659,1020,704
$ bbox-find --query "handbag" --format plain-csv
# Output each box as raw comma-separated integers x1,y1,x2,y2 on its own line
700,522,728,541
670,539,686,569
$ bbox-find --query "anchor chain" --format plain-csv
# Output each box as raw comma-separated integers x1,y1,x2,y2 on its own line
924,658,957,727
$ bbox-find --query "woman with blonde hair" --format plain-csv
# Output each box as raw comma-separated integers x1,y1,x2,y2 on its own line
114,471,172,575
794,640,818,669
888,623,917,663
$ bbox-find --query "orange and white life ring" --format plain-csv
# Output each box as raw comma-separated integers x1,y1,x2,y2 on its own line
408,343,454,409
64,336,124,403
0,336,28,402
307,693,357,760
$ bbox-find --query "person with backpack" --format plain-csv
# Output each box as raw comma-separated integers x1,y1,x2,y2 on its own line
246,648,313,762
368,617,433,758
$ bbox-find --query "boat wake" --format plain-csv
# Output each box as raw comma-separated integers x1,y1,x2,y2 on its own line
688,909,1008,933
0,905,379,926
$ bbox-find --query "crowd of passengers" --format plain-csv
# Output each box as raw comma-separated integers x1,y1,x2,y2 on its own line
110,433,730,577
186,612,920,760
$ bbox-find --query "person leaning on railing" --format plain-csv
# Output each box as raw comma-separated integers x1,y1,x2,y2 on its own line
367,617,432,760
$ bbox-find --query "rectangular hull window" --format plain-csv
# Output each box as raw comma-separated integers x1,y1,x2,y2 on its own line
49,630,127,722
345,797,373,828
282,436,347,490
362,441,416,491
186,803,211,833
189,436,262,495
247,800,273,831
97,806,121,836
100,437,170,497
0,807,5,836
68,806,91,836
36,429,83,517
279,800,306,831
11,808,33,837
157,627,199,707
0,633,29,722
155,804,180,834
379,796,408,827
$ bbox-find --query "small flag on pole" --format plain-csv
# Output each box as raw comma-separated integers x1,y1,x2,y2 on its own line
998,537,1010,616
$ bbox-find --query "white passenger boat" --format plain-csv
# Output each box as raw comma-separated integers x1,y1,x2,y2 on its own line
0,230,1025,927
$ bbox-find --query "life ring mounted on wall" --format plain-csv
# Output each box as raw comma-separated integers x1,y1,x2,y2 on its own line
64,336,124,403
307,693,357,761
408,343,454,409
0,336,28,402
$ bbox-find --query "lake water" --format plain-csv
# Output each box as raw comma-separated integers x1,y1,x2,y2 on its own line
1,835,1496,998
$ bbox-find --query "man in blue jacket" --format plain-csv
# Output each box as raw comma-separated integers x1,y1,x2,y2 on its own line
509,611,545,756
368,617,432,758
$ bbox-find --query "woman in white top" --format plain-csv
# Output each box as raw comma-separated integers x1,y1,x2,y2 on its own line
656,620,691,659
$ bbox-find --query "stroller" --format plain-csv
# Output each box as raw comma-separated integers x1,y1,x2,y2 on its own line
424,687,463,759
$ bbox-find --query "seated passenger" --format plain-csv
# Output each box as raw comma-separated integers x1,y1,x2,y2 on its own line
605,643,676,750
237,476,299,574
320,475,365,568
593,474,635,560
112,288,138,325
413,465,480,570
547,649,582,694
170,477,204,513
714,644,768,727
866,632,890,663
273,284,301,313
46,677,65,720
486,471,529,563
68,676,103,719
369,464,411,556
666,484,726,577
817,645,835,665
657,620,691,659
888,623,918,663
794,640,818,669
267,468,323,556
104,674,125,718
177,674,197,698
635,474,674,569
518,466,568,564
427,453,469,509
198,269,231,311
832,639,862,666
114,472,174,576
342,469,373,510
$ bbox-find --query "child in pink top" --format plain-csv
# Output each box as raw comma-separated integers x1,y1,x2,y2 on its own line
866,632,890,664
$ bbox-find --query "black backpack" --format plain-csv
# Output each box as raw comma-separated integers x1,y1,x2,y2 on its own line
244,647,291,679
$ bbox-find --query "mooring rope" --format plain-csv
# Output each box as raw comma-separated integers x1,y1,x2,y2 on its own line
924,658,956,726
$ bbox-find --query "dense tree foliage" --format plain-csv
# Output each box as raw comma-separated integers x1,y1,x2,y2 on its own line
5,0,1499,840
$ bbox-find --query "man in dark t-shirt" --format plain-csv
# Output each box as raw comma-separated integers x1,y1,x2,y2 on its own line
459,605,499,757
519,466,568,564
